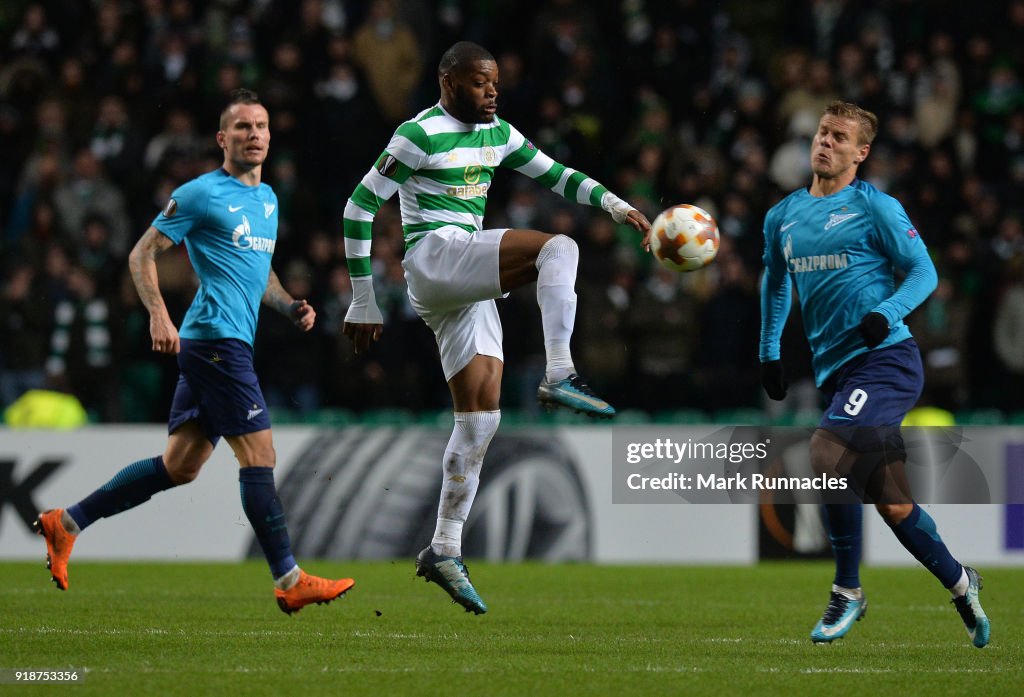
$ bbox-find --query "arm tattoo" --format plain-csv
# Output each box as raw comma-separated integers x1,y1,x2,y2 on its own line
263,269,295,317
128,227,174,317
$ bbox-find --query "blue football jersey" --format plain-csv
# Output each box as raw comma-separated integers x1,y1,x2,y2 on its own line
152,168,279,346
760,179,937,386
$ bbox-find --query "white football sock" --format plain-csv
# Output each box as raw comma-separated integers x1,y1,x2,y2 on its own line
432,517,463,557
274,565,301,590
949,567,969,597
61,510,81,535
832,583,863,601
431,410,501,557
536,235,578,383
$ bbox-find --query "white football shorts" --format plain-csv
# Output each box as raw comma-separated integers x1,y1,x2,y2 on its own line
402,226,508,381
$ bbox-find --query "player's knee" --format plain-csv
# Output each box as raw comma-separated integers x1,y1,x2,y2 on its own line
537,234,578,267
164,458,203,485
809,443,838,477
449,411,501,467
809,430,852,478
475,372,501,408
244,445,276,469
466,410,501,441
875,501,912,525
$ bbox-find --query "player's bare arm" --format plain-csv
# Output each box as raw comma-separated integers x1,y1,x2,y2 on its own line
263,269,315,331
128,226,179,354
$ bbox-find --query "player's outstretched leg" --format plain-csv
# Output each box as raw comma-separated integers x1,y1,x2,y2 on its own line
951,566,990,648
275,570,355,615
34,455,176,591
533,234,615,418
884,503,990,647
33,509,77,591
415,547,488,614
810,587,867,643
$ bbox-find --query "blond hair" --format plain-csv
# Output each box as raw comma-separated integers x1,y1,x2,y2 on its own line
823,100,878,145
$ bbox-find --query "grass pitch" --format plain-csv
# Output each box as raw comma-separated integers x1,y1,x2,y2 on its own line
1,561,1020,696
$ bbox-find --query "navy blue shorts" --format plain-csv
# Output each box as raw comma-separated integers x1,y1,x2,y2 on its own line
818,339,923,456
168,338,271,445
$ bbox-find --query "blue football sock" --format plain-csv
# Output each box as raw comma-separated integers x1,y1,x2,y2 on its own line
888,503,962,588
239,466,297,579
823,503,863,589
66,456,175,532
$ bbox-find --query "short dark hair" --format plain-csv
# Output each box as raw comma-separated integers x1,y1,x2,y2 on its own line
219,88,262,130
823,100,879,145
438,41,495,78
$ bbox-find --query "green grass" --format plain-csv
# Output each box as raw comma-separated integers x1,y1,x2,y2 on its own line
0,561,1020,696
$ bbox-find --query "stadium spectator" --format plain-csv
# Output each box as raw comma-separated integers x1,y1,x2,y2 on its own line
33,88,355,616
45,265,117,421
256,259,324,414
314,35,383,214
54,58,96,144
113,267,163,422
143,106,202,172
8,3,61,68
351,0,423,125
575,263,632,409
776,57,840,140
73,212,121,295
992,261,1024,412
693,249,760,412
627,265,699,410
0,263,49,409
906,275,972,411
53,148,130,256
89,95,143,192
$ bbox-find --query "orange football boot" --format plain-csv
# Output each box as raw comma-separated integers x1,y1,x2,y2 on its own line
33,509,77,591
275,571,354,615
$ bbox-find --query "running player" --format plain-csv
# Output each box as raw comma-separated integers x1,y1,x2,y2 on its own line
341,42,650,613
34,89,354,615
760,100,989,647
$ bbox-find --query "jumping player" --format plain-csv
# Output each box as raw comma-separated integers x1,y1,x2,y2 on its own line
341,41,650,613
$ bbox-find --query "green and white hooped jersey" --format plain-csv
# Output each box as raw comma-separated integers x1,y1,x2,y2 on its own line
343,103,612,279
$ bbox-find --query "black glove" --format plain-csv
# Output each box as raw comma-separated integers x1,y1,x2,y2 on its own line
761,360,788,401
858,312,890,349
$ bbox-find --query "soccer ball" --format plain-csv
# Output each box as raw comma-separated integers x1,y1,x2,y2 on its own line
648,204,720,272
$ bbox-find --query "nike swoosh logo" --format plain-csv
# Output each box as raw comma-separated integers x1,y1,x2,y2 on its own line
436,559,471,590
820,608,860,637
781,221,798,231
828,414,853,421
553,386,608,410
229,205,243,212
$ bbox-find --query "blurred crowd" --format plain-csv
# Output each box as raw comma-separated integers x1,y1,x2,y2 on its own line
1,0,1023,423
